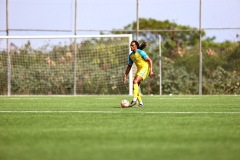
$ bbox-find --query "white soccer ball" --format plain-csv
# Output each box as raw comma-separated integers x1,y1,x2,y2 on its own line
121,99,130,108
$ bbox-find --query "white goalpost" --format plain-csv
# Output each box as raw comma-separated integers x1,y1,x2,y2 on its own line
0,34,133,95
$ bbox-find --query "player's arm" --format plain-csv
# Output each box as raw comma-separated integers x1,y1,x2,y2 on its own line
123,64,132,84
145,57,154,78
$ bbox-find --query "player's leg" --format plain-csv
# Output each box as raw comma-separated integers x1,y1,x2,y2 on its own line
129,76,142,107
130,68,149,107
137,82,144,107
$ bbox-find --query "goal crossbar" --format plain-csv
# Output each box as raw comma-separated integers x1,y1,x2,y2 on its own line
0,34,132,39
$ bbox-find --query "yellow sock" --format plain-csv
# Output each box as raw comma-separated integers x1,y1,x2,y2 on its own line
133,84,138,99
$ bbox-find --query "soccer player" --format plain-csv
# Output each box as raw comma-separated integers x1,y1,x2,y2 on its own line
123,40,154,107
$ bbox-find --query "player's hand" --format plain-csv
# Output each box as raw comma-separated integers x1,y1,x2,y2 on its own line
149,71,154,78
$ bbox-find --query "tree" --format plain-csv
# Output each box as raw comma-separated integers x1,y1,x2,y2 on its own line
112,18,240,95
113,18,204,58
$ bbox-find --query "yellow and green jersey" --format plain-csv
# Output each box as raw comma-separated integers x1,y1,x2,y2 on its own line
128,49,150,80
128,49,149,69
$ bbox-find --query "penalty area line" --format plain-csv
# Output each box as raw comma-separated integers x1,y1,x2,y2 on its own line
0,111,240,114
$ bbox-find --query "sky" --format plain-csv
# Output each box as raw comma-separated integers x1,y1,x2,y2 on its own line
0,0,240,42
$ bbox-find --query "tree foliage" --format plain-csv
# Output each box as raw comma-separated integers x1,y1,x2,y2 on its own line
0,18,239,95
113,18,240,95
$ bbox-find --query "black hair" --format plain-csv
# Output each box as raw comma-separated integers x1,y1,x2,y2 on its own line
131,40,140,49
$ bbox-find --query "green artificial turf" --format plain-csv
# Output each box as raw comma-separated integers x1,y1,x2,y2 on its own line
0,95,240,160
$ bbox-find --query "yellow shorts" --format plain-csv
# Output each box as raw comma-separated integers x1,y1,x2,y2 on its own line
135,67,150,80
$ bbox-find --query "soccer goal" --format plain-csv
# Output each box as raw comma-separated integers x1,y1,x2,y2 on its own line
0,34,133,95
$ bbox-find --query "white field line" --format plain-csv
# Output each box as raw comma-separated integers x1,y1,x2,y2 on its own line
0,111,240,114
147,98,202,99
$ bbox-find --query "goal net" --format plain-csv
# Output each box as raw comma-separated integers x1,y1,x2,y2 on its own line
0,34,133,95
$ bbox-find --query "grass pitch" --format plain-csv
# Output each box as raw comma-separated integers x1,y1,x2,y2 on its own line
0,95,240,160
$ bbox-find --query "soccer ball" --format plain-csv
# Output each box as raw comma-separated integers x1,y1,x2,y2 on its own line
121,99,129,108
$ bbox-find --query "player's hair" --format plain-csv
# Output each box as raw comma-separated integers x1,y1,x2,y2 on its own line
131,40,147,50
139,41,147,50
